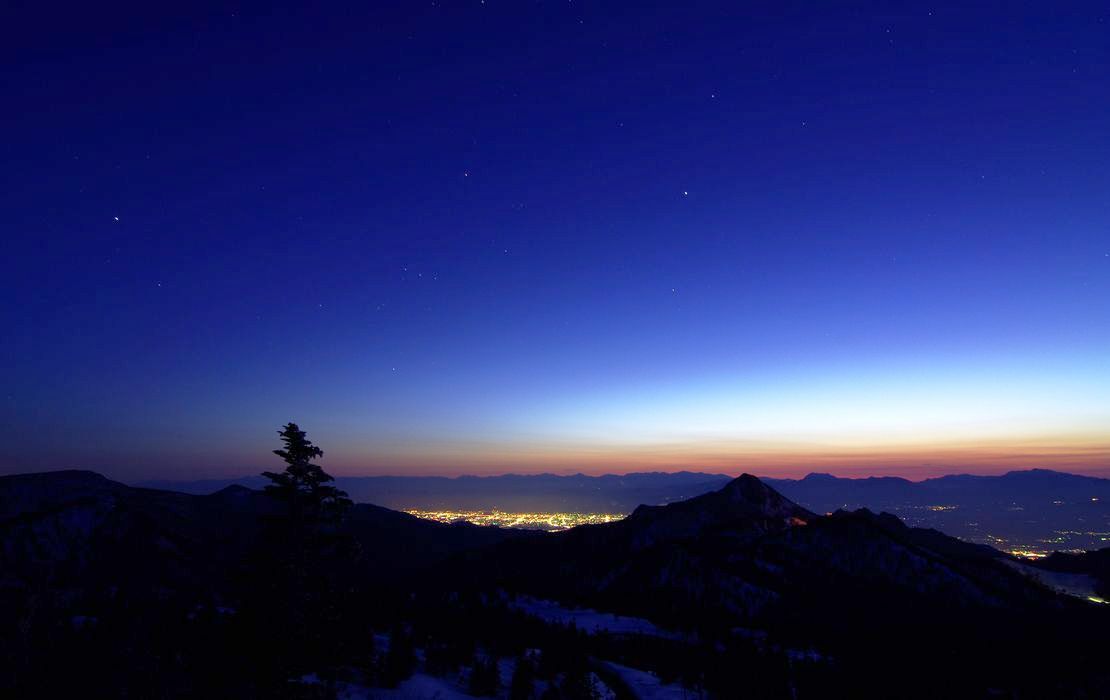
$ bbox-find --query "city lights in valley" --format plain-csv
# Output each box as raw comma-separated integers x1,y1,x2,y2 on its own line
405,509,626,531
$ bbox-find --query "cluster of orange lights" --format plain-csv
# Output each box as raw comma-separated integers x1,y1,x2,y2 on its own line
405,509,626,531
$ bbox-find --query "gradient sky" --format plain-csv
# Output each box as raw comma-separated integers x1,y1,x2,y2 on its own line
3,2,1109,481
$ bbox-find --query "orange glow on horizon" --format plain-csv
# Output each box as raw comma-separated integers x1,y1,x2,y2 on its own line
321,431,1110,480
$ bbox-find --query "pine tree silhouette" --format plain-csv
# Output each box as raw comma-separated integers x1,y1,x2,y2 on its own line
249,423,359,680
262,422,352,522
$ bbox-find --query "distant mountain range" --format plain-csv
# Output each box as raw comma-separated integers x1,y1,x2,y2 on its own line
4,469,1108,697
766,469,1110,553
766,468,1110,511
140,468,1110,552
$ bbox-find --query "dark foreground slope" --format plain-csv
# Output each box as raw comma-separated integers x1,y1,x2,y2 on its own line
465,475,1110,697
0,470,520,696
2,470,1108,698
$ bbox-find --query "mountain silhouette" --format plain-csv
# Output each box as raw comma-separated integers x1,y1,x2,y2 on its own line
3,470,1109,698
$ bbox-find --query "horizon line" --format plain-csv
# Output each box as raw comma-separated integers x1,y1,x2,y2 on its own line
101,464,1110,485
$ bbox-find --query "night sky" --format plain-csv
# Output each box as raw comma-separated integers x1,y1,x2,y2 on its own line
4,2,1109,481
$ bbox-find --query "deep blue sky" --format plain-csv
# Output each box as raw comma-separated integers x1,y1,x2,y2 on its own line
3,2,1109,480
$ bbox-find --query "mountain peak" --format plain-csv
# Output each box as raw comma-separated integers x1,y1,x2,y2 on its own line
715,473,815,520
722,473,789,506
620,474,813,548
209,484,259,499
722,472,765,492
